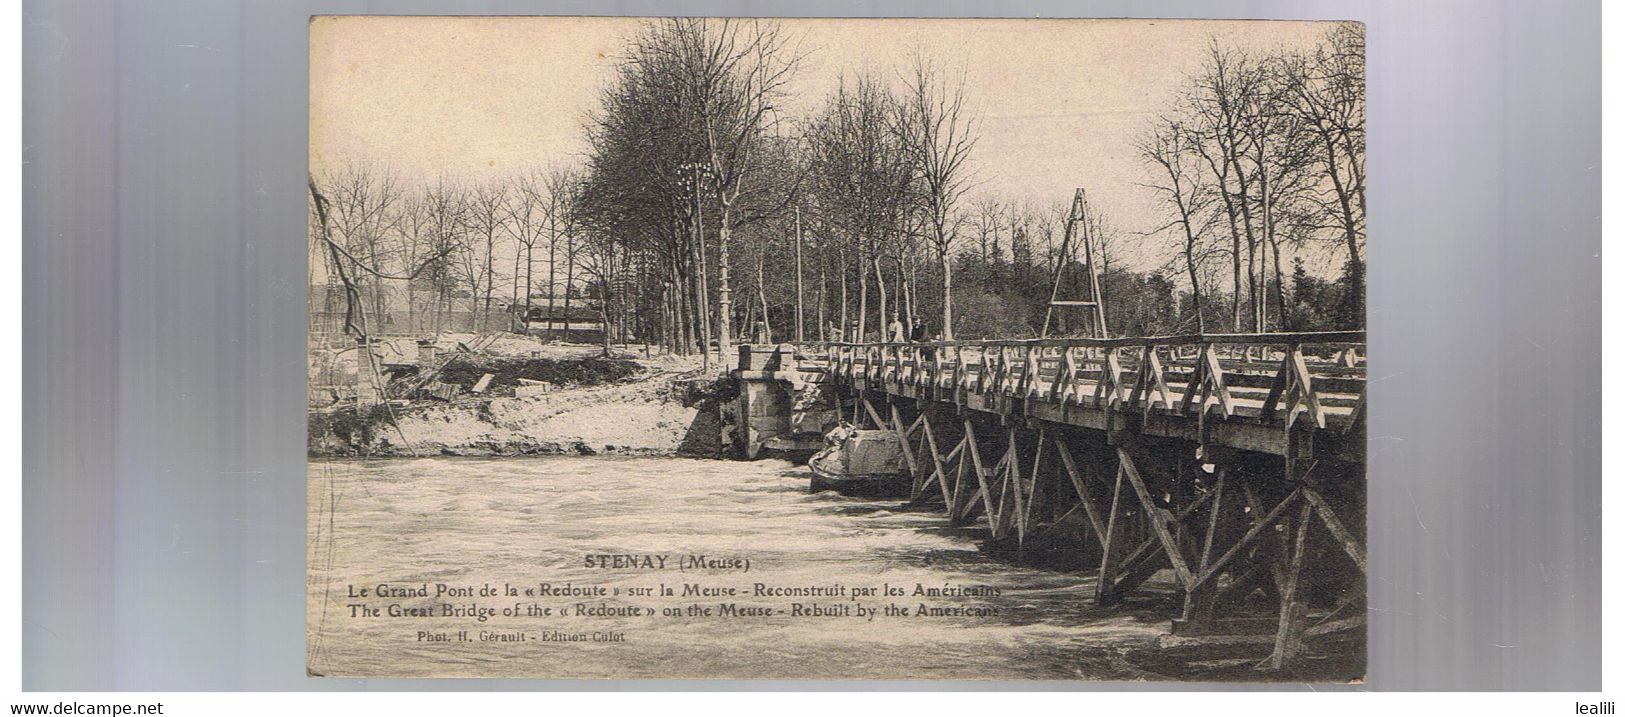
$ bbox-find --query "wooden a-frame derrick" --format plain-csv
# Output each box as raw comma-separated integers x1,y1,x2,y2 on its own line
1040,188,1109,340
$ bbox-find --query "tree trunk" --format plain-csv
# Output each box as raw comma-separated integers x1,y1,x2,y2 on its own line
856,242,869,342
510,244,522,332
794,205,804,343
838,247,849,341
874,252,888,339
524,243,534,335
1270,233,1288,331
693,208,712,363
483,229,496,332
1183,225,1205,333
547,229,558,336
1223,200,1243,331
1256,139,1274,332
939,248,955,340
816,258,827,342
599,287,612,357
897,251,911,330
563,234,576,335
716,205,734,366
756,249,771,344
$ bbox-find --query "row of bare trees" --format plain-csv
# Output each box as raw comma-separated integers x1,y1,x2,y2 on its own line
310,20,1365,357
308,164,593,338
1139,24,1365,332
574,18,980,361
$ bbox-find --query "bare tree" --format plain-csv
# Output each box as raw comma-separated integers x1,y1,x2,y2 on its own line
1186,41,1266,330
309,175,456,339
806,70,912,342
504,170,549,332
1138,118,1217,332
420,178,468,333
318,165,404,329
1279,23,1365,325
539,165,582,336
651,18,800,360
896,54,977,339
970,197,1004,264
459,182,509,330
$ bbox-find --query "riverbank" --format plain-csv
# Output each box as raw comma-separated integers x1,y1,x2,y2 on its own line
308,336,725,458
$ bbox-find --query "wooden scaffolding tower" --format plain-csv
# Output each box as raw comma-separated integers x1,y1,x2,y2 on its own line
1040,188,1109,339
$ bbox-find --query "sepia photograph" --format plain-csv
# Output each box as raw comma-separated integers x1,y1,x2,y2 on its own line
305,15,1367,681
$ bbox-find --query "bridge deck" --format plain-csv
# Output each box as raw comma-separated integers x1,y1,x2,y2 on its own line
811,331,1366,461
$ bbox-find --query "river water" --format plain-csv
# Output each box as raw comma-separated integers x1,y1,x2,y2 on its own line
306,456,1178,680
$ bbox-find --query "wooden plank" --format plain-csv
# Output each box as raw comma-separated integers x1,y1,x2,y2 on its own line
906,411,925,438
1289,348,1327,429
1343,388,1367,436
1191,487,1303,590
891,403,920,480
1202,344,1234,416
957,486,985,522
1262,501,1315,670
988,450,1012,536
862,396,888,430
1178,350,1206,415
1183,468,1228,622
1116,448,1195,588
949,439,969,518
1008,428,1027,541
964,419,999,530
1049,348,1073,402
1112,489,1218,591
1027,348,1048,399
1241,481,1292,595
1107,543,1171,602
1306,614,1366,638
1199,468,1227,573
1022,430,1047,539
1093,460,1128,605
1303,484,1368,574
1034,502,1083,540
1258,353,1293,423
921,415,955,507
1054,439,1108,544
953,432,974,514
1095,348,1124,407
1144,347,1172,414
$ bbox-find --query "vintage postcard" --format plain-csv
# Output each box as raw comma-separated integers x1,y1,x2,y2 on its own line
307,16,1366,681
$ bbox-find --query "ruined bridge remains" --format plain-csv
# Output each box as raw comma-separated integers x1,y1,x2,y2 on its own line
733,331,1367,670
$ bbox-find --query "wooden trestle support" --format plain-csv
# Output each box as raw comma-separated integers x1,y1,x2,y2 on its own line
826,332,1367,670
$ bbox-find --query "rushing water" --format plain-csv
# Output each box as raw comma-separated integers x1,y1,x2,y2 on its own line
306,456,1180,680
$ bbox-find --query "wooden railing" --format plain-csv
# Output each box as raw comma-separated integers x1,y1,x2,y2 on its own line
807,331,1366,432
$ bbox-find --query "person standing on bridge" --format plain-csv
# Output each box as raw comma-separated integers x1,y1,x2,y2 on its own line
888,315,906,343
911,320,934,362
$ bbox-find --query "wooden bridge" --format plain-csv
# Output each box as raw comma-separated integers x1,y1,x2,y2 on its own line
735,331,1367,671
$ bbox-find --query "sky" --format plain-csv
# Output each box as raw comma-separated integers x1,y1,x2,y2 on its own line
311,16,1344,273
